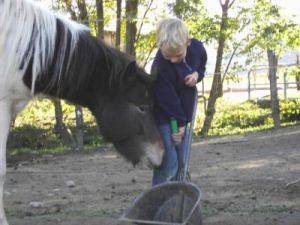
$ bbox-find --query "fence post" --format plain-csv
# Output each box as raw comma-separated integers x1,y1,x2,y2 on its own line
297,55,300,91
247,68,251,100
253,65,256,90
284,68,287,99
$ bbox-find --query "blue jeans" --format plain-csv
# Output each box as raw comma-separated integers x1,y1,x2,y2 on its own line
152,124,190,186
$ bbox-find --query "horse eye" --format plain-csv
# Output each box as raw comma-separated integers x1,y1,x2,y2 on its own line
138,105,149,113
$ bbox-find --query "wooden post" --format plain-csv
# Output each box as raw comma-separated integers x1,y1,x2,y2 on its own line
247,69,251,100
75,106,84,150
296,55,300,91
283,68,287,99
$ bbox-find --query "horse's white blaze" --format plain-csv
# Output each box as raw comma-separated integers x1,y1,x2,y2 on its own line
145,144,164,167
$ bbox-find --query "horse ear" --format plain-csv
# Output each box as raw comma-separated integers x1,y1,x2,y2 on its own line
135,65,158,88
111,60,136,91
123,61,138,83
122,61,158,89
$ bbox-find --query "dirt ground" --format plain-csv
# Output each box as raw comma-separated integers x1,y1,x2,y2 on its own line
4,125,300,225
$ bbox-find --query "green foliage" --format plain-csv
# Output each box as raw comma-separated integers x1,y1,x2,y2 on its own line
8,125,60,150
280,99,300,122
8,99,105,153
135,31,156,67
171,0,203,18
212,102,271,128
7,97,300,154
287,65,300,79
247,0,300,57
194,99,300,136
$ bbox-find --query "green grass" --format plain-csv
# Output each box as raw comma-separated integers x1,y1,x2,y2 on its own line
202,204,293,217
194,98,300,136
250,205,292,214
8,98,107,155
7,97,300,156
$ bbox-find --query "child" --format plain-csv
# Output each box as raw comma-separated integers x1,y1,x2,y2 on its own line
152,18,207,185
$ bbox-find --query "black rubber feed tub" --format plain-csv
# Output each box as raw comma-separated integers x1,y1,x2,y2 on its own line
120,181,202,225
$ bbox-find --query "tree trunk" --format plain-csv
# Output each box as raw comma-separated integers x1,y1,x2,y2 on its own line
296,55,300,91
116,0,122,49
267,49,280,129
75,105,84,150
77,0,88,23
52,98,74,145
125,0,138,56
200,0,231,136
63,1,77,20
74,0,90,150
95,0,104,39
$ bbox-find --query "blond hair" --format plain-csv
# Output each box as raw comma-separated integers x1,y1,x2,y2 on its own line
156,18,189,50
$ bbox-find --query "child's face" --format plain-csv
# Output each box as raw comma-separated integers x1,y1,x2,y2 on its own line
160,40,191,64
161,45,187,64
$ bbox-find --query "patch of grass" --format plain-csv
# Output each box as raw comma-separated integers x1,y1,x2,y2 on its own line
250,205,292,214
202,204,293,217
9,145,67,156
8,98,108,154
202,206,220,217
194,98,300,136
51,208,122,219
8,97,300,156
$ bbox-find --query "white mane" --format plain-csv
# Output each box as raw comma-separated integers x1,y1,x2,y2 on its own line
0,0,88,93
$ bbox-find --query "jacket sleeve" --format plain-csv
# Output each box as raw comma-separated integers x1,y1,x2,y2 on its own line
153,64,187,127
196,41,207,82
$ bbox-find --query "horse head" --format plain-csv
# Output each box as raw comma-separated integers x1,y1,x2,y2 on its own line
91,61,163,167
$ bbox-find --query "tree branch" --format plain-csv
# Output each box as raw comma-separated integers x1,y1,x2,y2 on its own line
221,43,240,83
228,0,236,9
136,0,154,43
142,42,156,69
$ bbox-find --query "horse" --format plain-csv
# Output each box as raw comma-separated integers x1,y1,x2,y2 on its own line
0,0,164,224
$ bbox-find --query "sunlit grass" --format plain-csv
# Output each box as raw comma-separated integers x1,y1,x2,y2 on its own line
194,98,300,136
8,97,300,156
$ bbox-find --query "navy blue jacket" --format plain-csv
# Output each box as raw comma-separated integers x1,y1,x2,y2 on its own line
152,38,207,127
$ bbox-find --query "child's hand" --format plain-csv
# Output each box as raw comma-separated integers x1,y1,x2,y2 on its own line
172,126,185,145
184,71,198,87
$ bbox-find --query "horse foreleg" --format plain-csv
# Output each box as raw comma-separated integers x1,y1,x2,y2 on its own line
0,101,12,225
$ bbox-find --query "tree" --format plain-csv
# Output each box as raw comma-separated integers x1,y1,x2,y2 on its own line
134,0,156,68
52,98,74,145
267,48,280,128
75,0,89,150
169,0,252,135
95,0,104,39
125,0,138,56
50,0,75,146
77,0,88,21
58,0,90,150
182,0,299,134
246,0,300,129
200,0,236,136
115,0,122,49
